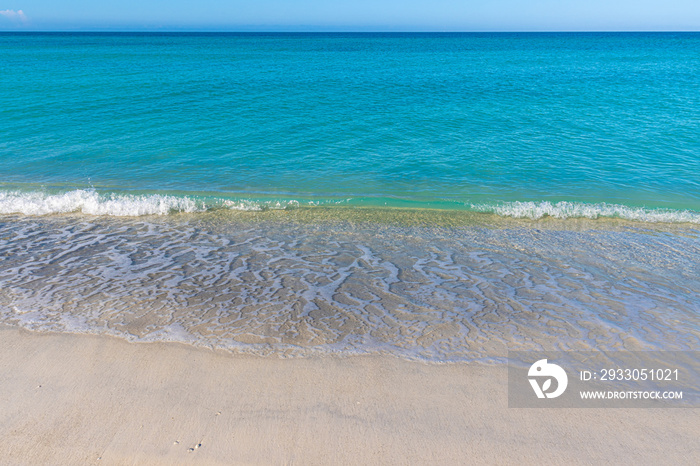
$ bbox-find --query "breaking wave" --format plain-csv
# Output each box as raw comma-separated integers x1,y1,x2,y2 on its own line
0,189,307,216
471,201,700,224
1,189,699,224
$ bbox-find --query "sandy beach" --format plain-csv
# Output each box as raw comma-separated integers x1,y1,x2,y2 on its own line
1,326,697,465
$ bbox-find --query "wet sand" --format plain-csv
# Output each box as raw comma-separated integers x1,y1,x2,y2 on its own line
1,326,698,465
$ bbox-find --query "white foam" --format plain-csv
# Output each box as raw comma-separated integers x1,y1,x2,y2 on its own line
0,190,333,217
221,198,302,211
472,201,700,224
2,190,699,224
0,189,204,216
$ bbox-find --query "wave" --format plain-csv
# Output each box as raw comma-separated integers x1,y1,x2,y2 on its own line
0,189,308,216
471,201,700,224
1,189,699,224
0,190,206,216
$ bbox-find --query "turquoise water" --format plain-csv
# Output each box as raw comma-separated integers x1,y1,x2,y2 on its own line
1,32,700,220
1,33,699,362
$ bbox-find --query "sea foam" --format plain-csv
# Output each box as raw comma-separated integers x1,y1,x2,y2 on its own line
1,189,700,223
472,201,700,224
0,190,205,216
0,189,333,217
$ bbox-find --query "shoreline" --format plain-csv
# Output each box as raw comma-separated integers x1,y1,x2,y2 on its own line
4,206,700,236
2,188,700,225
1,326,698,464
2,212,698,363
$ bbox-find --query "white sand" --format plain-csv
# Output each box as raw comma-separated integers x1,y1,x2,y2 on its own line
0,326,697,465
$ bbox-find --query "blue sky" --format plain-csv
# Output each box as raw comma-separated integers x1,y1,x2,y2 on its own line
1,1,699,31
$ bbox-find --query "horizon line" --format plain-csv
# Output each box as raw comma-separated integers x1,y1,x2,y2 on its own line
2,29,700,33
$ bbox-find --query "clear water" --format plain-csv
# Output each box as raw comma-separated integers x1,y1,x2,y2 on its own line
1,211,699,361
1,32,700,219
1,33,699,362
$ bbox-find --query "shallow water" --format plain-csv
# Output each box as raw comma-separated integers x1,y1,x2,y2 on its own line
1,210,698,362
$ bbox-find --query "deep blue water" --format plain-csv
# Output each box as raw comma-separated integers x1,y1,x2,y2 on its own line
1,32,699,220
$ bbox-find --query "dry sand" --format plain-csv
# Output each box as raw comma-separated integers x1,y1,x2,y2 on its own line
0,326,697,465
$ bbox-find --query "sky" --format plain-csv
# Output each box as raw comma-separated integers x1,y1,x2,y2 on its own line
1,0,699,31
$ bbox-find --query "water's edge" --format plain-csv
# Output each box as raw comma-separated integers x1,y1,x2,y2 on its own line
1,212,698,363
2,188,700,224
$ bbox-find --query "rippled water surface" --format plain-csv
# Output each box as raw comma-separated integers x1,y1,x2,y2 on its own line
1,211,698,361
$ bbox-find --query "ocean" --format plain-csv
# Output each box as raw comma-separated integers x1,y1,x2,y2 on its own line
1,32,698,362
